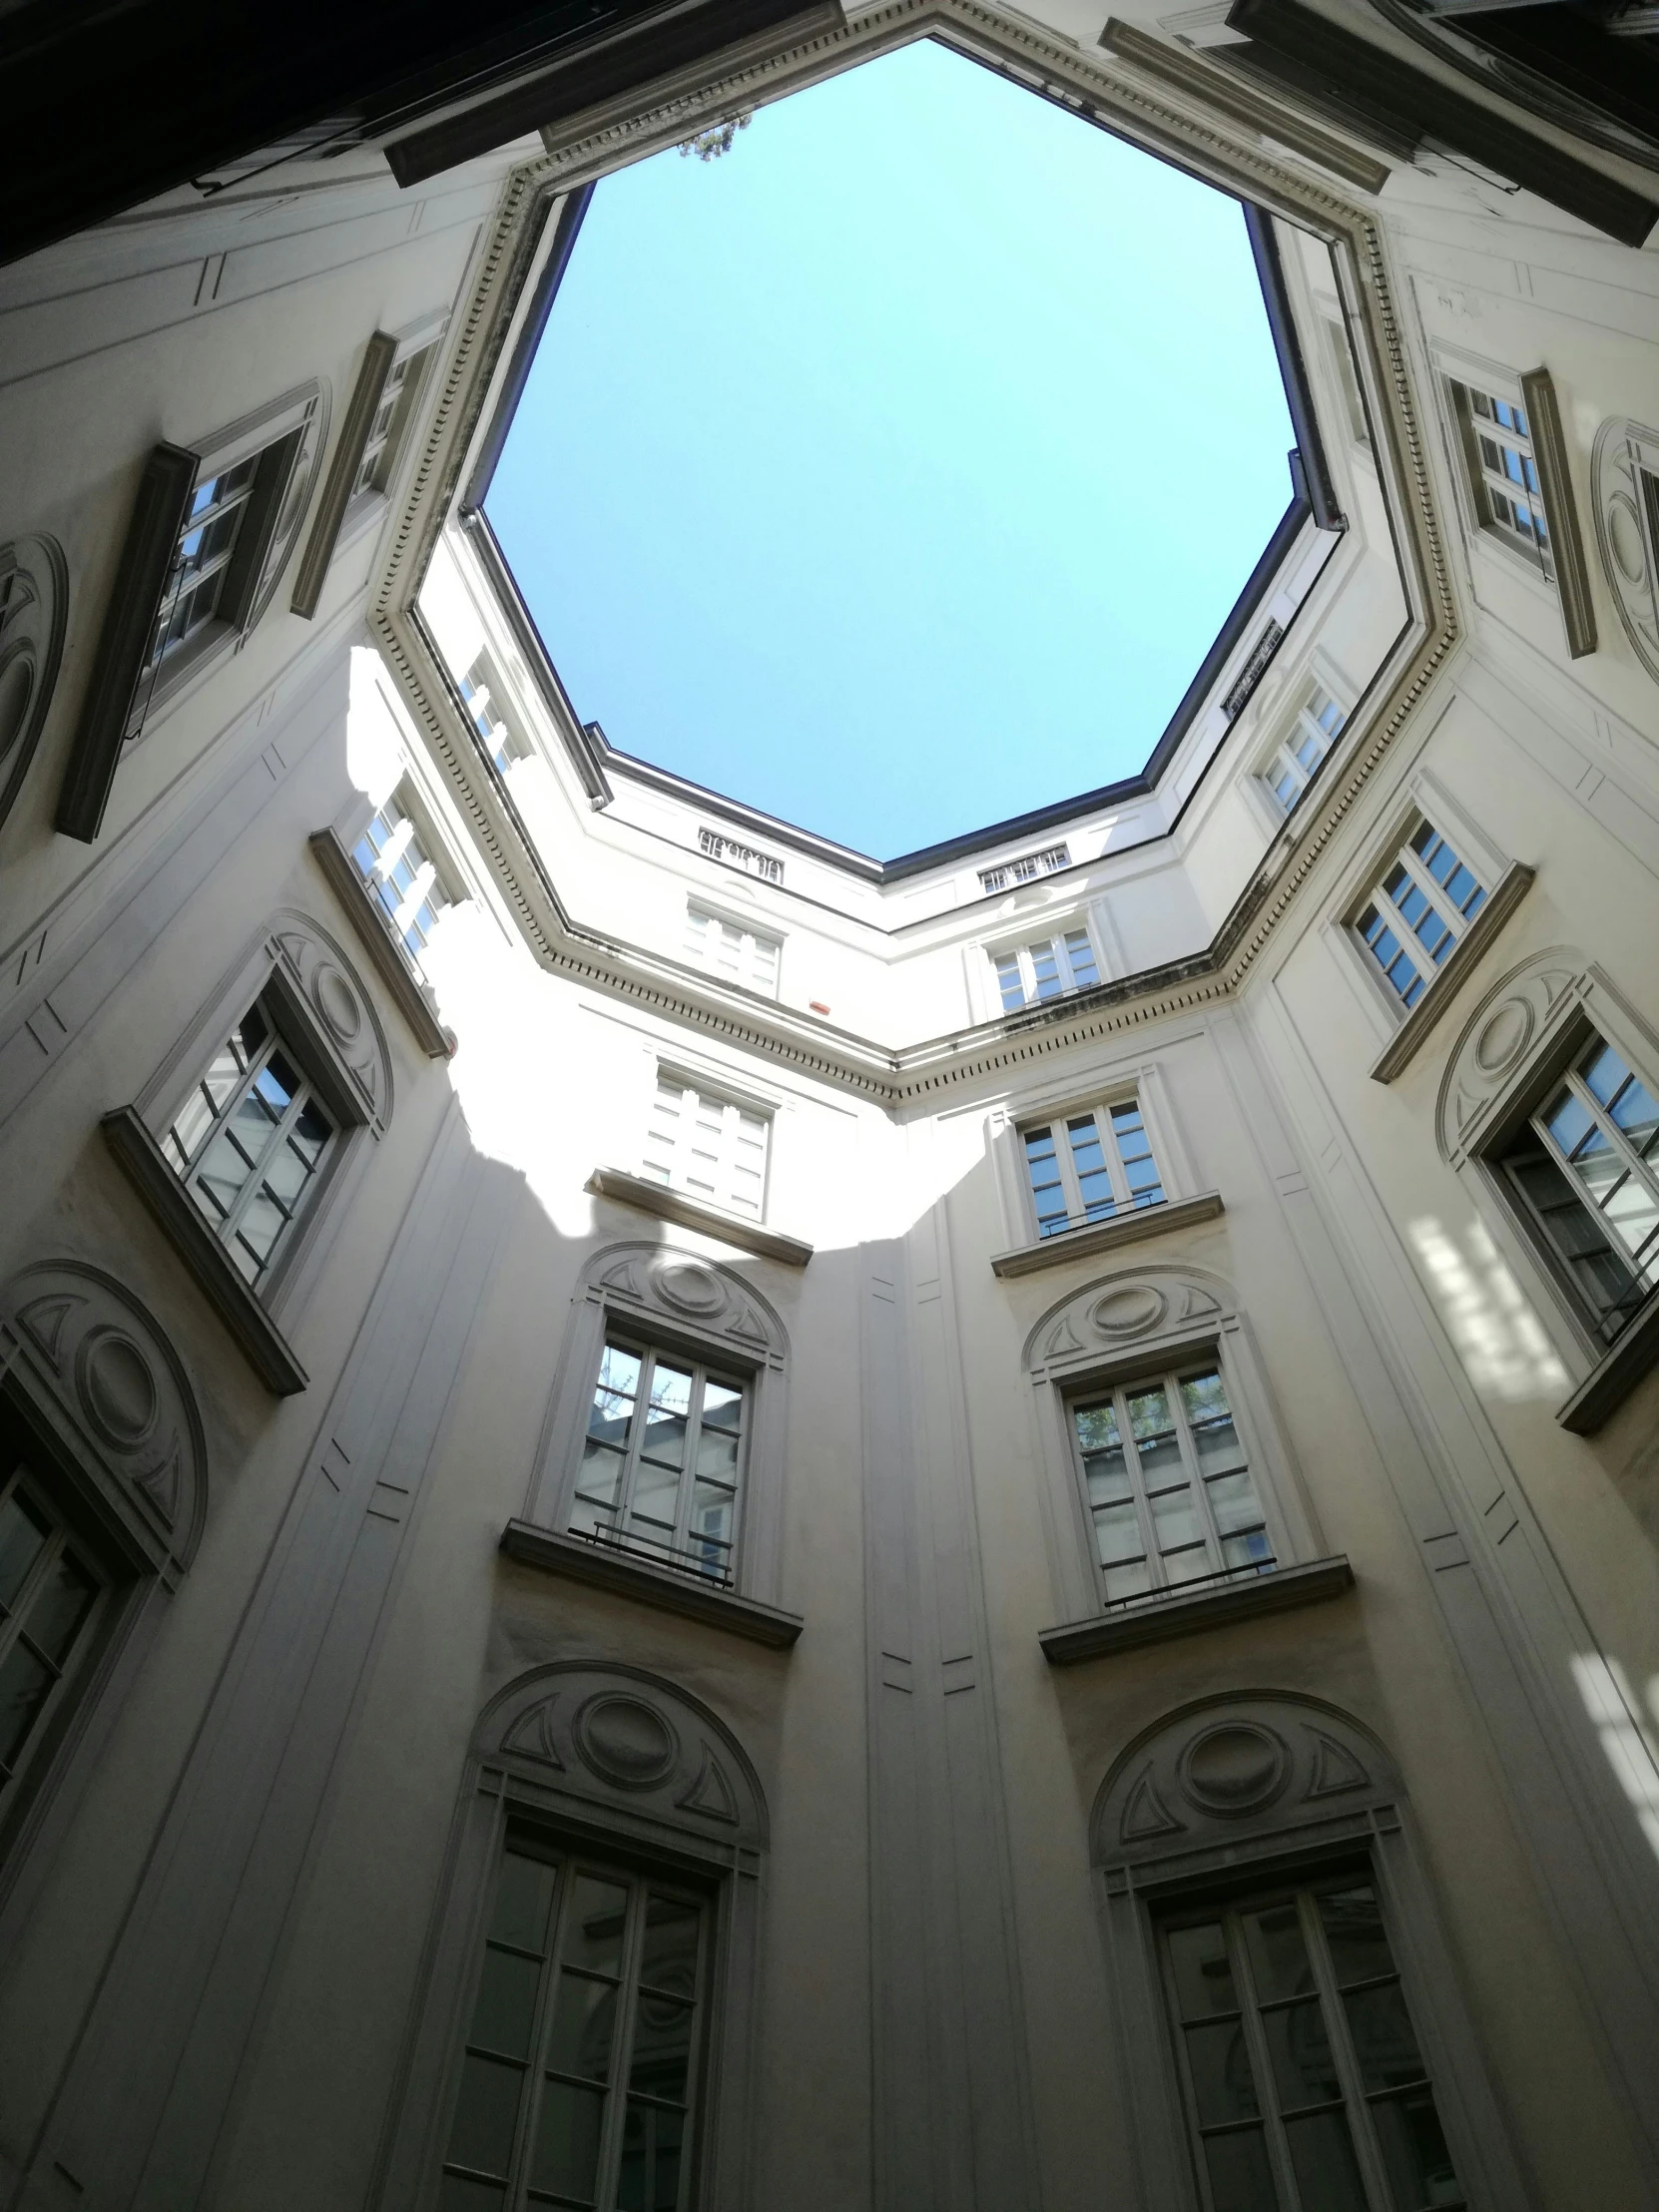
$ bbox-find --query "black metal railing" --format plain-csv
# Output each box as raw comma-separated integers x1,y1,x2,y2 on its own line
573,1521,733,1590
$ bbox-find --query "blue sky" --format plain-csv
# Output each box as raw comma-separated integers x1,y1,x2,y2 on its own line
488,39,1294,857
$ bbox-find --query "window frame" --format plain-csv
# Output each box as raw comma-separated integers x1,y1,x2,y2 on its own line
683,900,784,1000
1353,815,1490,1014
988,919,1103,1014
1064,1356,1284,1610
0,1452,115,1830
1017,1091,1167,1244
1445,372,1553,577
641,1069,773,1225
349,781,465,985
1258,675,1349,818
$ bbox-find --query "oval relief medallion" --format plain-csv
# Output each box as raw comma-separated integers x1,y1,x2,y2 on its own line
653,1261,726,1318
310,961,362,1043
1472,996,1533,1077
1179,1722,1289,1816
76,1327,160,1449
1093,1284,1167,1340
575,1694,678,1789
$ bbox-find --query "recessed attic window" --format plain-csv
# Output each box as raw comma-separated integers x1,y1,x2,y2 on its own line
484,37,1301,857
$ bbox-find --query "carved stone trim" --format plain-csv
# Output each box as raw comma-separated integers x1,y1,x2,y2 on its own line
1435,946,1591,1169
588,1165,812,1267
1024,1261,1237,1382
583,1239,790,1366
0,1259,209,1580
100,1109,309,1396
1091,1692,1397,1870
1520,368,1596,659
1369,861,1534,1085
1556,1285,1659,1436
0,534,68,833
991,1192,1224,1279
474,1661,769,1849
1592,415,1659,686
500,1518,804,1645
1040,1555,1354,1663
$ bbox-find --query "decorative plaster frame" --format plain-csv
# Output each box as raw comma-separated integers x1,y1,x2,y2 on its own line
0,534,69,834
370,1661,770,2212
361,0,1460,1111
1021,1261,1326,1628
1088,1692,1532,2212
524,1241,794,1615
1591,415,1659,686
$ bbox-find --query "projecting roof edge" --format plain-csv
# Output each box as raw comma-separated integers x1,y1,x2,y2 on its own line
368,0,1460,1107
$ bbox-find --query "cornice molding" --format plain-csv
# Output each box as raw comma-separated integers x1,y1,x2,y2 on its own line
365,0,1459,1111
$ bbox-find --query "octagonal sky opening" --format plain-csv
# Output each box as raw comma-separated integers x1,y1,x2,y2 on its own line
485,36,1299,859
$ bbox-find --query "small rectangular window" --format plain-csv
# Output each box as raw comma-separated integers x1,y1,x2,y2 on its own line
0,1459,109,1814
642,1076,770,1220
1356,820,1487,1010
1021,1096,1163,1240
350,343,432,501
1070,1365,1273,1605
992,926,1100,1013
1158,1874,1461,2212
352,793,453,978
440,1825,710,2211
978,842,1070,894
160,997,335,1289
459,650,529,774
1493,1032,1659,1347
1448,378,1551,572
572,1339,747,1582
1263,683,1347,815
684,903,782,998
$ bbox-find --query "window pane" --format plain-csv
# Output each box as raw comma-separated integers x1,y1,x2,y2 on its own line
700,1380,742,1431
1126,1388,1181,1478
490,1850,558,1954
1201,2128,1280,2212
1342,1981,1425,2093
1184,2018,1260,2125
470,1948,544,2061
994,952,1024,1012
0,1485,49,1611
1150,1485,1203,1553
640,1404,688,1470
1063,929,1099,988
446,2052,524,2181
641,1896,701,1996
1372,2083,1460,2211
1284,2109,1369,2212
1263,1998,1343,2112
1091,1499,1143,1568
547,1972,618,2081
1242,1903,1316,2003
1315,1885,1393,1986
576,1441,625,1509
1206,1469,1267,1538
1167,1922,1238,2019
23,1548,98,1666
617,2098,685,2212
631,1456,681,1531
0,1638,54,1771
440,2175,504,2211
629,1990,694,2103
529,2076,604,2203
565,1876,628,1976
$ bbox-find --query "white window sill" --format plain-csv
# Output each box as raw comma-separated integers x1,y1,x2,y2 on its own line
1369,862,1533,1084
500,1518,803,1648
1557,1285,1659,1435
991,1192,1224,1280
101,1106,308,1395
308,829,452,1059
1039,1556,1354,1663
587,1166,812,1268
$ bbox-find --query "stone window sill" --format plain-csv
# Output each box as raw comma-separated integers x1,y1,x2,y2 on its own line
1557,1286,1659,1434
991,1192,1225,1280
1369,863,1533,1084
101,1106,308,1395
587,1166,813,1268
500,1518,804,1648
1039,1555,1354,1663
308,829,452,1059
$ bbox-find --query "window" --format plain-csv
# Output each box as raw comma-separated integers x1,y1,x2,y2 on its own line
1022,1097,1164,1239
573,1341,746,1583
1447,379,1550,572
993,926,1100,1013
642,1076,770,1220
1263,683,1347,815
1159,1872,1461,2212
130,432,301,727
1069,1364,1273,1605
440,1824,709,2212
160,996,335,1290
1356,822,1487,1011
979,842,1070,894
0,1459,108,1816
352,793,452,977
459,650,529,773
1493,1033,1659,1349
684,903,781,997
350,344,432,501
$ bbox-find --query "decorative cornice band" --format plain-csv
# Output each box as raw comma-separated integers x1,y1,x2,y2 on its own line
365,0,1459,1113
